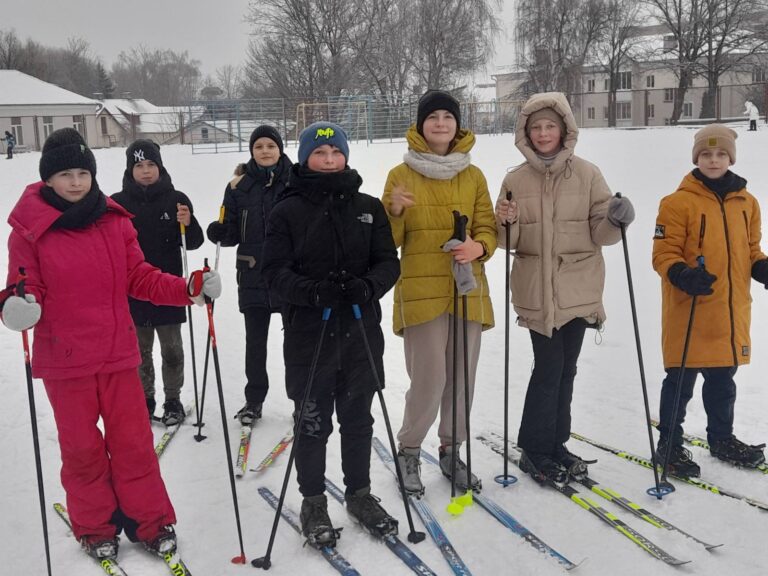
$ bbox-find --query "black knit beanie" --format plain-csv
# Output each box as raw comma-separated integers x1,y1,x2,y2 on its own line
126,139,163,171
39,128,97,181
249,125,284,156
416,90,461,134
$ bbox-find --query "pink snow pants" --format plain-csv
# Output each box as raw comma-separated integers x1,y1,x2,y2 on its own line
44,368,176,542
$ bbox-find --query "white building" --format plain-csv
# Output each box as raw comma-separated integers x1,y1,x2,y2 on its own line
0,70,100,151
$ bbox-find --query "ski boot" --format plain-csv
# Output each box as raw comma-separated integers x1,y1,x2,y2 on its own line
554,444,596,480
656,441,700,478
439,445,482,492
397,447,425,497
346,486,399,538
519,450,569,485
161,398,185,427
80,535,119,560
709,436,766,468
235,401,262,426
143,525,177,556
300,494,339,548
146,396,156,421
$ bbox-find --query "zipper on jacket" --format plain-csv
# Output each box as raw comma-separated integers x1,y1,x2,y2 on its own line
742,210,750,243
717,198,738,365
240,209,248,243
697,214,706,249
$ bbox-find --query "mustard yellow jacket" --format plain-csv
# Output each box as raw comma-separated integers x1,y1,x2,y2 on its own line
652,172,766,368
382,127,497,335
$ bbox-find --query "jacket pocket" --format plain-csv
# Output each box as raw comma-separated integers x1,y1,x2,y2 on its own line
511,254,542,310
556,252,603,309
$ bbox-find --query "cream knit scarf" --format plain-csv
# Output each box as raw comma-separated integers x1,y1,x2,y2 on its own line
403,149,471,180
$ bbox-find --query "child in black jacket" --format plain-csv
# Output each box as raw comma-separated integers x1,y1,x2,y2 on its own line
261,122,400,547
112,140,203,425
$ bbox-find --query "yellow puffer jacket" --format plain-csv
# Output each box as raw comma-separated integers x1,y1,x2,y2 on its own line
382,126,497,335
652,172,766,368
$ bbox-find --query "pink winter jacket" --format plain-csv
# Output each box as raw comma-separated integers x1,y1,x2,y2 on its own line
6,181,192,380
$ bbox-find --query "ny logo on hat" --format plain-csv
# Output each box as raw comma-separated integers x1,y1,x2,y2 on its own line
314,127,335,140
134,149,146,163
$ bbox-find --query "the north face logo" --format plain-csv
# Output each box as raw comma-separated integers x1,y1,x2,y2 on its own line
654,224,665,239
134,149,146,163
357,213,373,224
314,127,335,140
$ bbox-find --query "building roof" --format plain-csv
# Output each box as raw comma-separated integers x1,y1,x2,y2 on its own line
98,98,204,134
0,70,99,107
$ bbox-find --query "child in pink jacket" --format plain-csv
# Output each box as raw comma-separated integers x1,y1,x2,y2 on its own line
1,128,220,562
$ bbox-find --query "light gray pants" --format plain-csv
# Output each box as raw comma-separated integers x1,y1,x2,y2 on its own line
136,324,184,401
397,313,482,449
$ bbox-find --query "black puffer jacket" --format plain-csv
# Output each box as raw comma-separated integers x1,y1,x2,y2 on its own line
207,155,292,311
111,170,203,326
261,164,400,399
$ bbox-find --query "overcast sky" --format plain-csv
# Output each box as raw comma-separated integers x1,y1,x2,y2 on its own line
3,0,515,79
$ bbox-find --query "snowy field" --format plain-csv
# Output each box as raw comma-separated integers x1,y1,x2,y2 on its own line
1,125,768,576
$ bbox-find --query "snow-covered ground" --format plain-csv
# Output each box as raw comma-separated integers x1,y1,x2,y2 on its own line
2,125,768,575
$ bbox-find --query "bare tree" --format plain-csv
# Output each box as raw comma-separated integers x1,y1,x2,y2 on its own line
216,65,243,99
515,0,605,96
592,0,642,126
0,28,24,69
111,47,202,104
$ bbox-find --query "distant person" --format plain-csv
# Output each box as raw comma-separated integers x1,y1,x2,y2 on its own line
206,125,292,426
4,130,15,159
111,139,204,426
1,128,221,562
653,124,767,477
495,92,634,484
744,101,759,131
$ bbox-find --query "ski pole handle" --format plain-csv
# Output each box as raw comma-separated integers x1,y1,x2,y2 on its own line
696,255,705,269
16,267,27,298
218,206,226,224
451,210,468,242
214,206,225,271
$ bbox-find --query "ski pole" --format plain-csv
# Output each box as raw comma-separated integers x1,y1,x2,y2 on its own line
612,193,663,498
351,304,425,544
652,255,705,498
495,191,517,487
14,268,53,576
253,307,333,570
179,219,201,434
194,205,225,441
198,259,247,563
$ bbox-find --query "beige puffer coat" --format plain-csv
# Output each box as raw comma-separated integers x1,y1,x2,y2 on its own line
497,92,621,337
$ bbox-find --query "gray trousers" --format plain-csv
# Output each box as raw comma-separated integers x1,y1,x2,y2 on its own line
136,324,184,401
397,313,482,449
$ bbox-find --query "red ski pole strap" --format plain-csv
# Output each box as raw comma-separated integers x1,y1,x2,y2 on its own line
188,270,204,298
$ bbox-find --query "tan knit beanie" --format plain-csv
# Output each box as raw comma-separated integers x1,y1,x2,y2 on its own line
692,124,737,164
526,107,566,135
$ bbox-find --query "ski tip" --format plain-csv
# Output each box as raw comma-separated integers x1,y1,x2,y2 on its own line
231,553,247,564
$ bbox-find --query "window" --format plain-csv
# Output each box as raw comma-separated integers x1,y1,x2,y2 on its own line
616,102,632,120
11,117,23,146
647,104,655,119
201,127,209,141
753,67,766,83
43,116,54,139
101,116,108,135
618,71,632,90
604,78,610,91
646,75,655,88
664,88,676,102
73,115,84,135
587,107,595,120
587,79,595,93
603,106,609,119
682,102,693,118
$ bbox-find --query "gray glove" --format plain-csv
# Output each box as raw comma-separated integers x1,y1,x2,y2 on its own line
188,270,222,306
607,196,635,227
2,294,41,331
442,239,478,295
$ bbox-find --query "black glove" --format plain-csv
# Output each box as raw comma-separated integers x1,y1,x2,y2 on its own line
311,280,343,307
207,221,229,244
752,259,768,287
341,275,373,305
668,262,717,296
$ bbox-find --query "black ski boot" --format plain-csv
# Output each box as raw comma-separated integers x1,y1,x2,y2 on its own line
143,525,177,556
161,399,185,427
235,401,262,426
300,494,339,548
710,436,766,468
656,441,700,478
438,445,482,492
519,450,569,485
554,444,596,479
346,486,399,538
80,535,119,560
